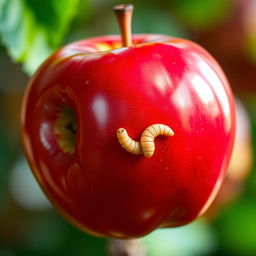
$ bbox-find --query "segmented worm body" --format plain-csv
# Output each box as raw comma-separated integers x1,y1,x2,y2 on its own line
117,124,174,158
117,128,143,155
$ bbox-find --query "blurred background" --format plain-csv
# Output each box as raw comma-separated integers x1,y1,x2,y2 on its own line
0,0,256,255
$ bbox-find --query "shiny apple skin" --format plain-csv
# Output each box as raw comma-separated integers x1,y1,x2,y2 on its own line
21,34,235,238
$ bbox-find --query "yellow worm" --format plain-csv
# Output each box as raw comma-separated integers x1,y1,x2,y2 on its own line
117,124,174,158
117,128,143,155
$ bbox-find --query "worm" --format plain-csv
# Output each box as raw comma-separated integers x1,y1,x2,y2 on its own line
117,124,174,158
117,128,143,155
141,124,174,158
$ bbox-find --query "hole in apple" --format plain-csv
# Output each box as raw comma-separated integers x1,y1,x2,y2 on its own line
54,106,77,154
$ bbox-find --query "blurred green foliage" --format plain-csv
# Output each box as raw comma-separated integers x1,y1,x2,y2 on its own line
169,0,232,29
142,220,216,256
0,123,16,209
213,197,256,255
0,0,79,75
1,210,108,256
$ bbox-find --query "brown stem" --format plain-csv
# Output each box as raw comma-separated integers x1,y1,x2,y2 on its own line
113,4,134,47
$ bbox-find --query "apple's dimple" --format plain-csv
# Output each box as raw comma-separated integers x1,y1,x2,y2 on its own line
54,106,77,154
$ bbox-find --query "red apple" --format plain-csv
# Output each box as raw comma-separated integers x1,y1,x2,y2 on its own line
21,5,235,238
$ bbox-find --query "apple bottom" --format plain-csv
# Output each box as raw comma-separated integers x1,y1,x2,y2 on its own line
29,90,230,238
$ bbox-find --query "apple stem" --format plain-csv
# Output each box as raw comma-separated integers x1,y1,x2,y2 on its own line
113,4,134,47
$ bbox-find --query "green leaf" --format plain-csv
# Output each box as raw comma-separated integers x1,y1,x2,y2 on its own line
0,0,79,75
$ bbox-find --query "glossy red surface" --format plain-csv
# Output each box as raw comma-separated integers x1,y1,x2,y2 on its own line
21,34,235,238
